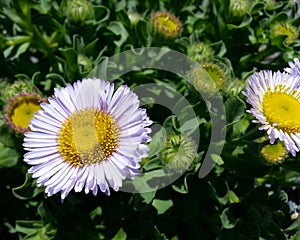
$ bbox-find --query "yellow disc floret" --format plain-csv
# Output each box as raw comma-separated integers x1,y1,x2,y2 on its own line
12,101,41,129
58,108,119,166
262,89,300,133
4,92,45,133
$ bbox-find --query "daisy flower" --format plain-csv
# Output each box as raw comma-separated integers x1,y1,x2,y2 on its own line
244,70,300,156
284,58,300,76
23,78,152,200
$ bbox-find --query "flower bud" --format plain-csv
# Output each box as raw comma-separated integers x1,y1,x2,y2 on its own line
187,42,214,63
128,12,141,26
65,0,94,24
160,133,197,171
229,0,250,19
190,62,227,94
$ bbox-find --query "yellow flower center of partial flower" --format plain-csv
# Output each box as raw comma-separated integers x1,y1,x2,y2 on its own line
261,141,287,164
11,99,41,129
262,90,300,133
57,108,119,166
156,16,178,32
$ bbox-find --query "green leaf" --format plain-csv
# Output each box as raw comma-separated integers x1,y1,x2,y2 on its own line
211,154,224,165
142,158,164,171
94,5,110,24
59,48,77,72
227,14,253,30
135,20,149,46
225,96,246,123
8,42,30,60
147,127,167,158
172,175,189,194
15,220,43,236
221,208,240,229
15,220,56,240
45,73,67,87
0,146,19,168
12,173,44,200
232,118,250,137
139,191,156,204
0,124,19,148
152,199,173,214
228,190,240,203
107,21,129,47
112,228,127,240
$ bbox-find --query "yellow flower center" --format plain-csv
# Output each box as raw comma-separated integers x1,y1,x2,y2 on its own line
156,16,178,32
11,98,41,129
57,108,119,166
262,89,300,133
261,141,287,164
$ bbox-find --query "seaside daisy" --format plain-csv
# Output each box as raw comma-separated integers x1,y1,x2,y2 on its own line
4,92,46,133
244,70,300,156
23,78,152,200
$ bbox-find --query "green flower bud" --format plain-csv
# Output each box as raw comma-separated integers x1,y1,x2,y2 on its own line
65,0,94,24
190,62,227,94
187,42,214,63
150,11,182,41
229,0,250,19
128,12,141,26
160,133,197,171
271,22,298,45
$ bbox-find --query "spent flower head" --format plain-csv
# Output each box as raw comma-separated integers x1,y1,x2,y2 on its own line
150,11,182,41
260,141,288,164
